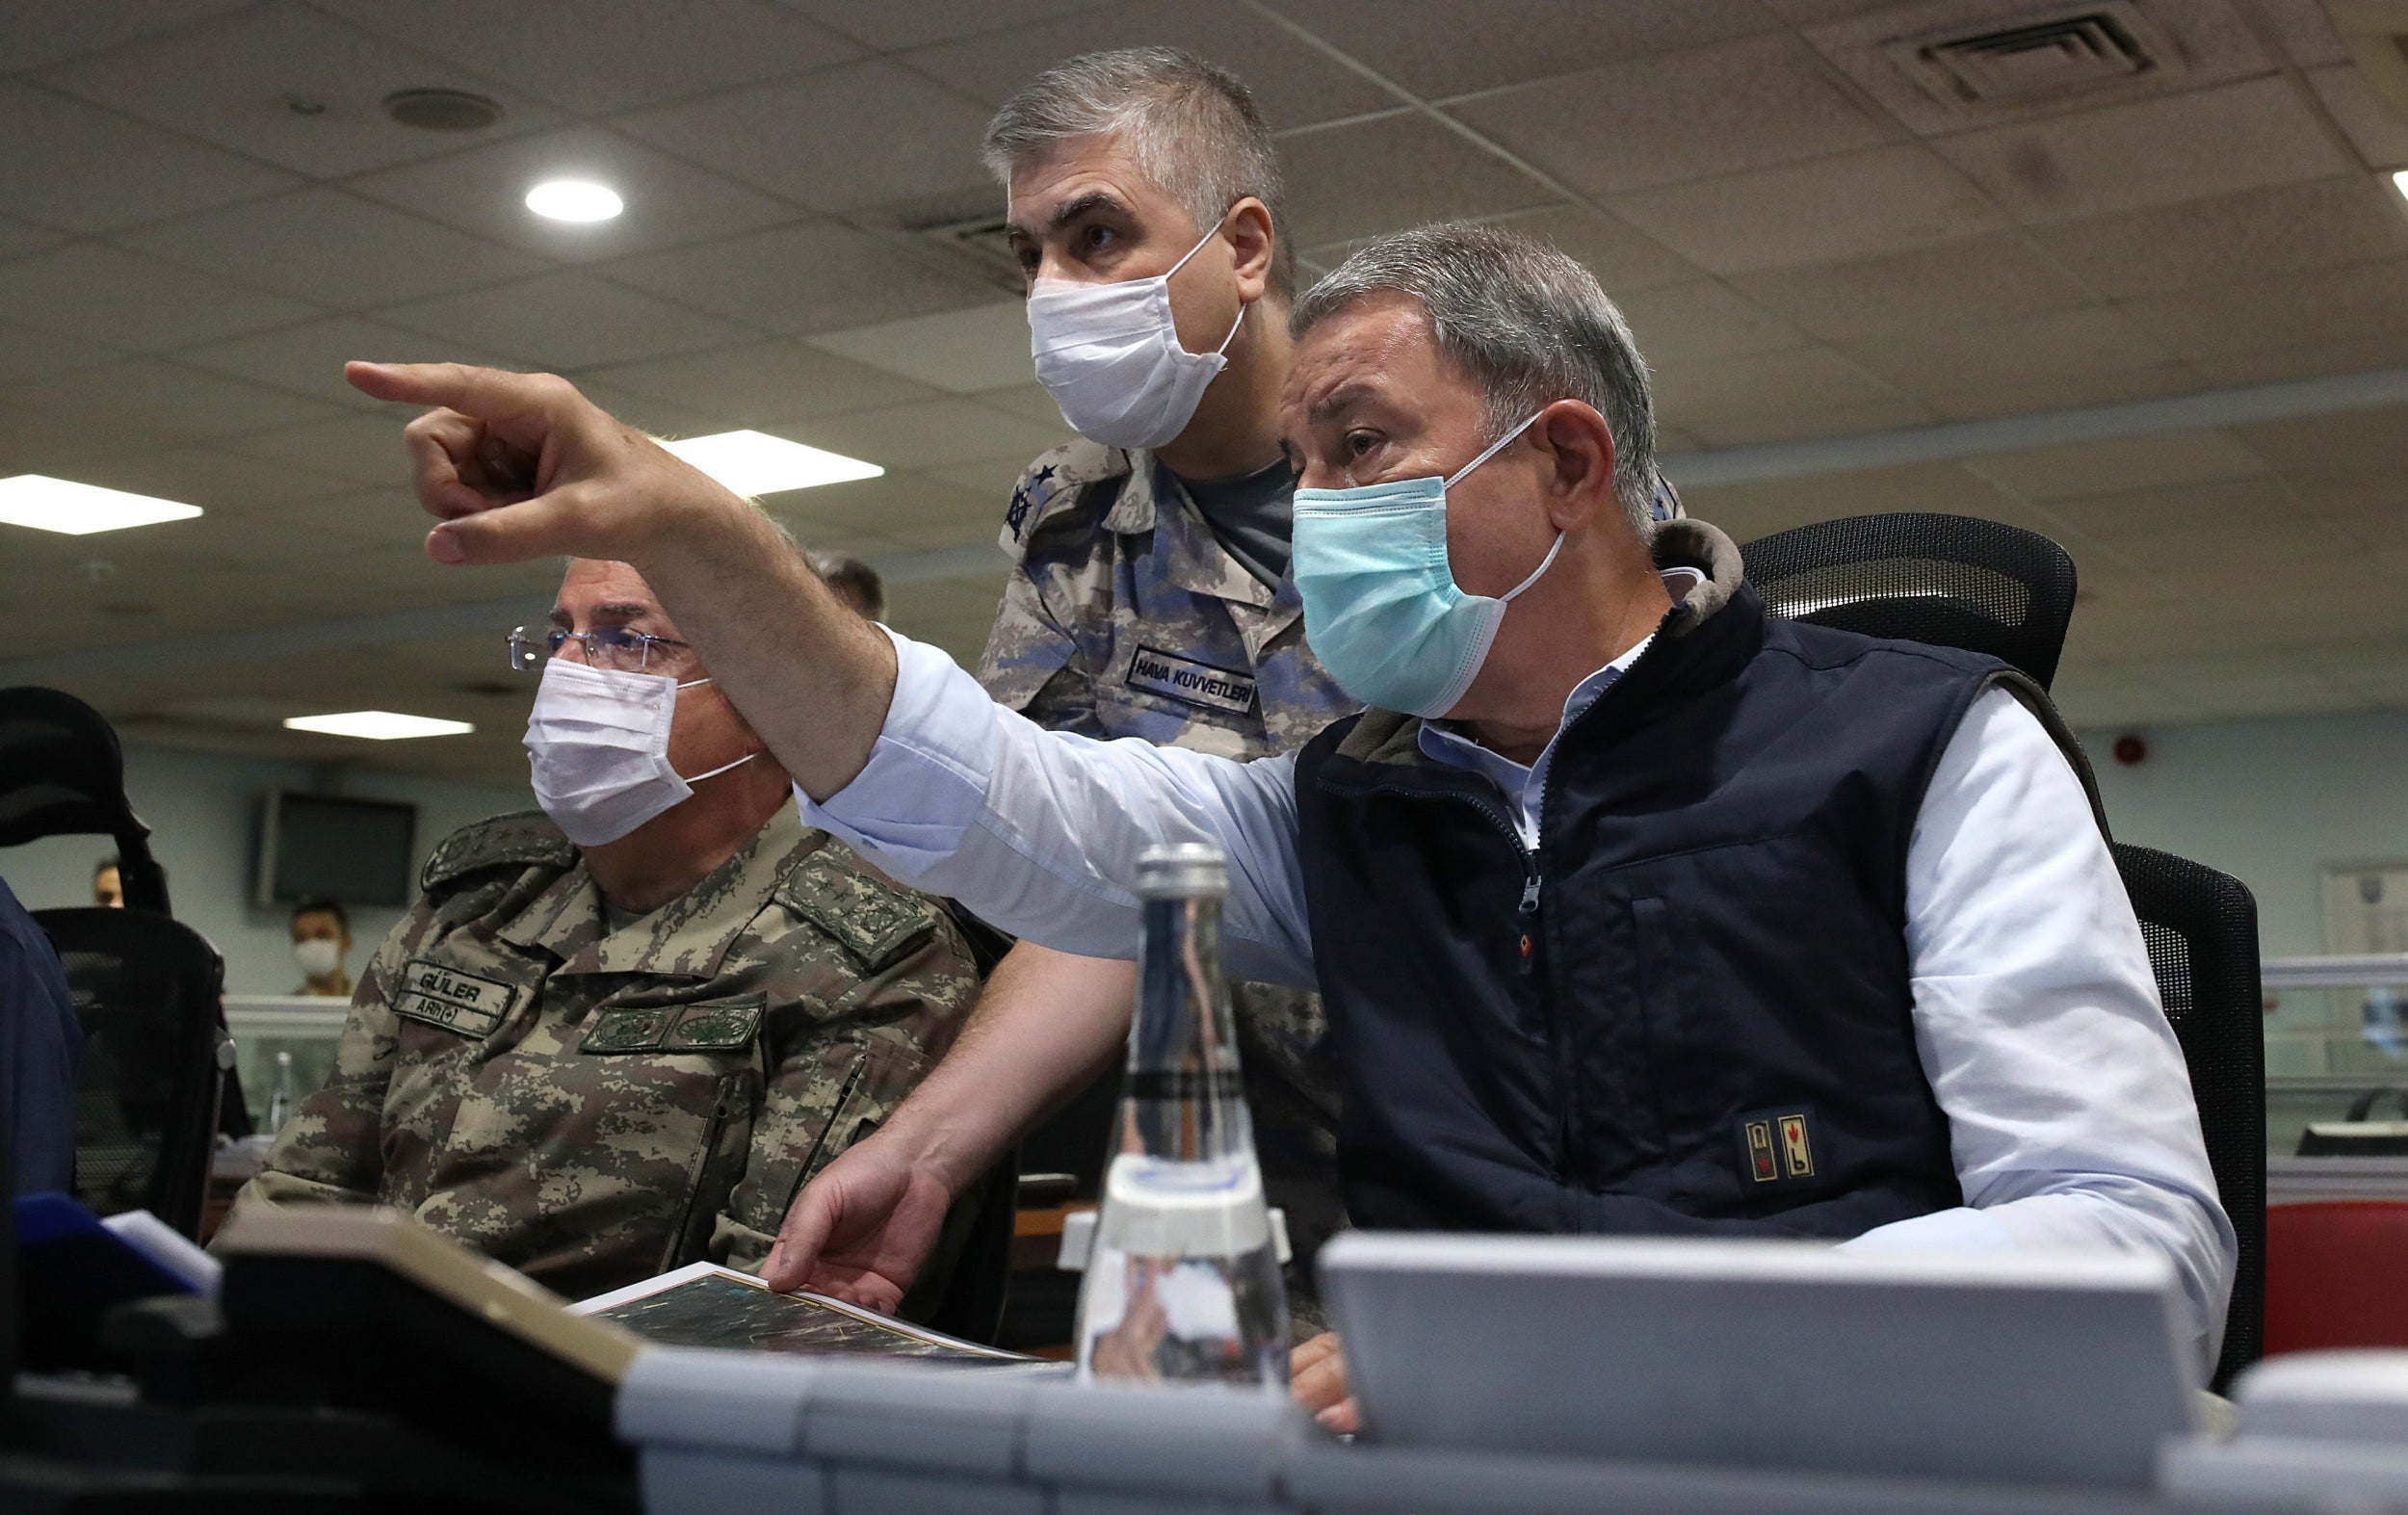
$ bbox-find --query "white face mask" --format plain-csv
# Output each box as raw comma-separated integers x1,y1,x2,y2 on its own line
1027,222,1246,451
293,937,343,980
523,659,755,847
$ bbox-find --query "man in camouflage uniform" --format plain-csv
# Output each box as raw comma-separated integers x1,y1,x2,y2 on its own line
231,560,978,1301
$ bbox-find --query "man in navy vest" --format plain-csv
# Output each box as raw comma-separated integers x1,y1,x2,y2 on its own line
351,221,2234,1417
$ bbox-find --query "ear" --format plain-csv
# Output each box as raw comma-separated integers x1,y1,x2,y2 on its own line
1224,196,1276,306
1530,400,1619,535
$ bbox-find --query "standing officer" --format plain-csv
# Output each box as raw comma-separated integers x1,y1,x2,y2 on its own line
769,47,1359,1326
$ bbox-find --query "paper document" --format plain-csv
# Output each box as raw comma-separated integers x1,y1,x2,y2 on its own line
572,1262,1044,1367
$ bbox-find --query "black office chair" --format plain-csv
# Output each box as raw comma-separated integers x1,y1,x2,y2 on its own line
1741,511,2080,691
0,688,245,1236
39,908,231,1238
2114,844,2265,1395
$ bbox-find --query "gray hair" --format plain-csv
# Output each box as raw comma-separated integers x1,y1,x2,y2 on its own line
1292,222,1660,537
981,47,1294,299
809,551,885,622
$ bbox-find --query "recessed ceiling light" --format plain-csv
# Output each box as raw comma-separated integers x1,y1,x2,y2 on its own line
0,475,202,535
384,88,503,132
283,711,475,741
2392,169,2408,202
526,179,624,222
661,431,883,496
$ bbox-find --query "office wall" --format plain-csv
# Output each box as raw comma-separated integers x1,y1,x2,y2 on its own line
1,744,528,996
2082,711,2408,961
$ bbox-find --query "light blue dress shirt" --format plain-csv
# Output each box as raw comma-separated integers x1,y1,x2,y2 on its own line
798,618,2238,1376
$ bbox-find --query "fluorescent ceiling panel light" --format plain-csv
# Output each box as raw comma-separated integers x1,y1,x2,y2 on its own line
0,475,202,535
526,179,624,222
2395,170,2408,201
283,711,475,741
661,430,883,495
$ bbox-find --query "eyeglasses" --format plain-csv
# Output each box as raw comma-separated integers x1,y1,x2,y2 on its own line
508,625,693,674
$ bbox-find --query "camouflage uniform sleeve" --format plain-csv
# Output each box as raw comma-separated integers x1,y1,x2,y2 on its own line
713,891,980,1273
975,560,1108,739
224,913,414,1220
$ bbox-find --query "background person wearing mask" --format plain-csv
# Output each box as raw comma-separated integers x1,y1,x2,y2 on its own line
288,898,352,998
228,559,980,1299
347,221,2232,1416
766,47,1369,1330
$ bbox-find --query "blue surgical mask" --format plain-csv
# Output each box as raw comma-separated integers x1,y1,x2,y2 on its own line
1292,412,1562,718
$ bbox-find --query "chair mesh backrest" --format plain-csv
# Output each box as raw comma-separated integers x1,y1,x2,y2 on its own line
1740,513,2079,691
0,686,170,912
2113,843,2265,1394
37,907,226,1238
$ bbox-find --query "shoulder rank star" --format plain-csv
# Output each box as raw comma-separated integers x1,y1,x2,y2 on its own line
1006,462,1060,541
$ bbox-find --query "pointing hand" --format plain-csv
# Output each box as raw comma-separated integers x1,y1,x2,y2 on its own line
346,361,738,566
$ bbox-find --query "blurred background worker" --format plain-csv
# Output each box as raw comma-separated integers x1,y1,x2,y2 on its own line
228,558,981,1299
91,858,120,909
288,898,352,998
809,551,886,624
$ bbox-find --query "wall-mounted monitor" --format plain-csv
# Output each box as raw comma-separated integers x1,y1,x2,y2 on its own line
254,793,417,909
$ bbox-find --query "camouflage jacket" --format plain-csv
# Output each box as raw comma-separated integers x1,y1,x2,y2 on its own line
985,439,1357,759
230,804,978,1300
985,439,1359,1326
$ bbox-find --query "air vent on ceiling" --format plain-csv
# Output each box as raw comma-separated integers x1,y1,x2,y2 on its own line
911,213,1026,294
1882,2,2185,115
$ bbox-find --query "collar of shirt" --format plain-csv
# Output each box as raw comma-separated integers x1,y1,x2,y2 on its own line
1416,565,1704,849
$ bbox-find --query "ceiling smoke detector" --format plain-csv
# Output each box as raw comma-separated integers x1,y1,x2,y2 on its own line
382,88,504,132
1882,2,2184,114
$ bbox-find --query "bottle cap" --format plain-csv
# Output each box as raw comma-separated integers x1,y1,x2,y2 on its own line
1136,841,1227,899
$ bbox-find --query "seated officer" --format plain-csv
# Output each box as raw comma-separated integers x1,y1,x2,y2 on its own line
229,559,979,1299
347,222,2236,1403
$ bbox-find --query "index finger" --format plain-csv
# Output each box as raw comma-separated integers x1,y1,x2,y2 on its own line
346,360,559,426
763,1177,840,1292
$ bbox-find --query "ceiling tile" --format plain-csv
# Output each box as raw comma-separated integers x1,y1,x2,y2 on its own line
348,126,800,264
1265,0,1776,101
0,216,66,261
313,0,861,115
120,188,550,308
3,358,345,442
1729,233,2096,342
219,412,420,486
779,471,996,539
596,222,995,336
1613,281,1809,367
1678,395,1935,448
584,341,941,427
2044,474,2316,546
1833,304,2171,395
2116,255,2408,362
0,0,253,72
1963,431,2271,501
0,82,297,233
1931,76,2352,225
2226,405,2408,483
2030,175,2408,300
780,0,1117,52
2247,0,2354,68
1463,205,1705,295
1609,145,2005,274
617,59,993,214
925,455,1036,499
2306,63,2408,170
1650,344,1907,426
377,272,751,370
1450,32,1893,198
39,1,559,177
963,380,1065,427
63,443,360,514
784,397,1069,469
1919,361,2205,424
179,315,523,410
1279,114,1556,248
806,300,1033,394
0,398,176,474
0,320,124,387
562,379,736,442
0,243,321,351
897,0,1393,131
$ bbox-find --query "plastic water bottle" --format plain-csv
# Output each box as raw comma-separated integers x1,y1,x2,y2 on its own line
266,1049,296,1134
1074,843,1291,1388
